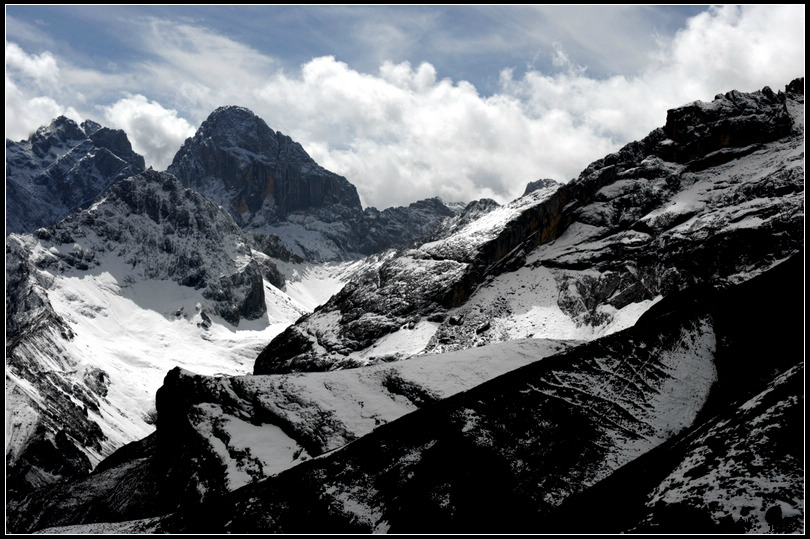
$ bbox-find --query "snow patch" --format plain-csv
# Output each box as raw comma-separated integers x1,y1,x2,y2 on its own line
348,321,438,363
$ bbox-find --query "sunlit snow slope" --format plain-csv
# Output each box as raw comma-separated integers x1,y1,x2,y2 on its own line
5,171,368,495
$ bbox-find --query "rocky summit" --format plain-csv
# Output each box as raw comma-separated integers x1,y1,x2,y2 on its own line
168,106,364,227
6,116,146,235
4,79,805,534
167,106,462,261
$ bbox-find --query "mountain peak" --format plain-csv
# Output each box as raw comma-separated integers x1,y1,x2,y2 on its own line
34,115,86,143
168,106,369,258
209,104,261,119
6,116,146,234
204,105,271,131
183,105,279,155
81,119,103,136
523,178,561,196
168,107,466,261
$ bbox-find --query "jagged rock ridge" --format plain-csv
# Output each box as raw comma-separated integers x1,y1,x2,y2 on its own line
6,116,145,234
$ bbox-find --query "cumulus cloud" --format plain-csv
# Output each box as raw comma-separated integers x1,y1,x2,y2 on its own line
5,42,60,87
5,79,82,141
100,94,196,170
500,4,805,151
255,58,617,207
5,5,804,209
655,5,805,96
5,45,81,141
242,5,803,207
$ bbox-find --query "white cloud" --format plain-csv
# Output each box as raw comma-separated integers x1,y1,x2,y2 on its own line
4,42,77,141
249,57,579,208
4,5,805,210
657,5,805,96
492,4,806,184
5,41,60,86
5,76,82,142
100,94,196,170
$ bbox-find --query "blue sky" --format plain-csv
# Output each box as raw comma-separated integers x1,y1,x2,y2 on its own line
6,5,805,209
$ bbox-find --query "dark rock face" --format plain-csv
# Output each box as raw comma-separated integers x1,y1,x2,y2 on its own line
249,232,304,264
254,80,804,374
167,106,462,260
168,106,362,223
358,197,458,255
6,116,145,234
6,435,168,534
661,86,792,166
5,427,96,517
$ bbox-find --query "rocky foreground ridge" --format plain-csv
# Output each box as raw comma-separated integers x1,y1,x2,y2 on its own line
8,251,803,534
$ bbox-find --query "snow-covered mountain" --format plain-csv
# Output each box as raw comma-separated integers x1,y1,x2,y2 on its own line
6,117,145,235
254,79,804,374
167,106,462,261
5,106,453,505
5,79,805,534
5,169,369,501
